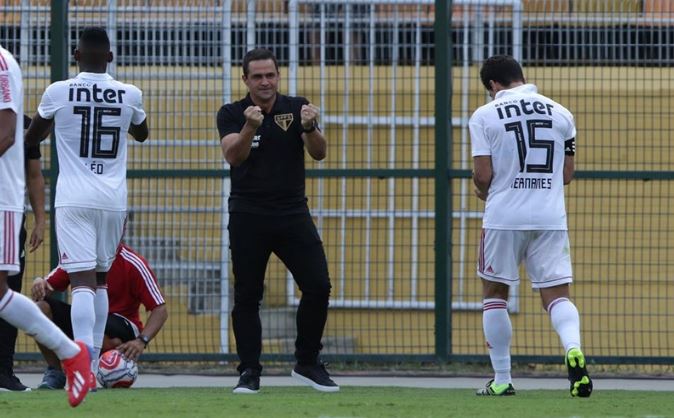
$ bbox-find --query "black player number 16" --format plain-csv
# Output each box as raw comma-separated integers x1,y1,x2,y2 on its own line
73,106,121,159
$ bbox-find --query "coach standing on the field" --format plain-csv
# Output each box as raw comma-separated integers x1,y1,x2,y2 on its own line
216,48,338,394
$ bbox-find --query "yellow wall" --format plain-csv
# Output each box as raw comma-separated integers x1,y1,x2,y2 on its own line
15,65,674,359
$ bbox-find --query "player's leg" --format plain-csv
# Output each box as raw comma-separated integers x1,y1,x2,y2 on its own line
93,279,108,362
274,213,337,392
0,217,27,391
92,210,124,365
476,229,525,396
54,207,98,400
56,207,98,354
102,336,122,352
36,297,73,389
527,230,591,398
228,212,273,393
0,273,91,405
1,209,87,358
104,313,138,348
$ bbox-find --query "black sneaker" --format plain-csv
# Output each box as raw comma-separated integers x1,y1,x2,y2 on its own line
566,348,592,398
291,362,340,392
38,367,66,390
232,369,260,394
0,373,31,392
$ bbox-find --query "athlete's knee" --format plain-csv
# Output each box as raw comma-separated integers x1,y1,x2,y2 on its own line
482,279,509,300
300,278,331,301
95,271,108,286
104,337,122,351
233,290,263,313
36,300,52,318
0,278,8,299
540,283,570,310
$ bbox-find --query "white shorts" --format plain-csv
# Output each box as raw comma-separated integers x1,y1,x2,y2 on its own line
56,207,126,273
477,229,573,289
0,211,22,274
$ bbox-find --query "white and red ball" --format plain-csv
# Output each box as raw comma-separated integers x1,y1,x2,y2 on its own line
96,349,138,388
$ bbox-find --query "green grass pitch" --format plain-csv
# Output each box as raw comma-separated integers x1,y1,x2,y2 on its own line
2,387,674,418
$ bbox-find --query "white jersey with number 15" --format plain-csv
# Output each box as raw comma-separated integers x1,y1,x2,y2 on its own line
470,84,576,231
38,72,146,211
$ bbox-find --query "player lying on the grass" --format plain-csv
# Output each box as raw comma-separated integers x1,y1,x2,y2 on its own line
31,243,168,389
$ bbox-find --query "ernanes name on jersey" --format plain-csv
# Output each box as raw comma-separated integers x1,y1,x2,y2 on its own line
38,72,146,211
470,84,576,230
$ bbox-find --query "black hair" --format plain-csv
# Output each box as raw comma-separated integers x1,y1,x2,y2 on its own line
78,27,110,51
242,48,278,76
479,55,525,91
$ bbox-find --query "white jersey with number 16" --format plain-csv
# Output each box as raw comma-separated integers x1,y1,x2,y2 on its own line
38,72,146,211
469,84,576,231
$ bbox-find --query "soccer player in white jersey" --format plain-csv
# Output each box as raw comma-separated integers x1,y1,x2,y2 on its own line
25,27,148,380
0,44,91,406
469,55,592,398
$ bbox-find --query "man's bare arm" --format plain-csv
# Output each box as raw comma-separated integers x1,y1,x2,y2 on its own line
563,155,574,185
221,106,263,166
0,109,17,156
129,119,149,142
26,157,46,252
24,113,53,148
473,155,493,201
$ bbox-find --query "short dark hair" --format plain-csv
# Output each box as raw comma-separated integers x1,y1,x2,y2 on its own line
479,55,525,91
78,27,110,51
242,48,278,76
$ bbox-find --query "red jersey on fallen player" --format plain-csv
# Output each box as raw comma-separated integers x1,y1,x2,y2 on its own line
45,243,165,330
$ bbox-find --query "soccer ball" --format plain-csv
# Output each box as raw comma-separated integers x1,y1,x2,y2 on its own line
96,349,138,388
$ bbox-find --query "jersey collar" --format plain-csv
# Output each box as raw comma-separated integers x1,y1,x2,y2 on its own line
243,93,285,114
494,83,537,99
76,72,113,81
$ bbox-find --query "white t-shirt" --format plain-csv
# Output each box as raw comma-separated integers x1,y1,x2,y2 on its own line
0,45,25,213
469,84,576,230
38,72,146,211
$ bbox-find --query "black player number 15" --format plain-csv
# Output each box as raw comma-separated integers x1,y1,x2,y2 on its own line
504,119,554,174
73,106,121,159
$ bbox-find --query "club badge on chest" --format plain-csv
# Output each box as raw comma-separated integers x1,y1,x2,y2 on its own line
274,113,293,131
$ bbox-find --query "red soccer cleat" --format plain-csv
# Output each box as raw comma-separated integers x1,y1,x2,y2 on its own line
61,341,92,407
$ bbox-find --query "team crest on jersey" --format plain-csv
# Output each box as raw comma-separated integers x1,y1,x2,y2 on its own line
274,113,293,131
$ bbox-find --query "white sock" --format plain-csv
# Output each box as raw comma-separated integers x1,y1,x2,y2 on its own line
548,297,581,354
71,287,96,349
0,289,80,359
483,298,512,385
92,286,109,371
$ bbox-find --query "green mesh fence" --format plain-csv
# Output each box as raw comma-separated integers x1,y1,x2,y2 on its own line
450,0,674,364
2,0,673,365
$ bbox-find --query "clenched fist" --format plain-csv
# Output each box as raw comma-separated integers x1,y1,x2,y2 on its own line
301,103,320,130
244,105,264,128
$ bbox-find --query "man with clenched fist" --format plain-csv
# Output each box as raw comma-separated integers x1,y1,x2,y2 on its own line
216,48,337,395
